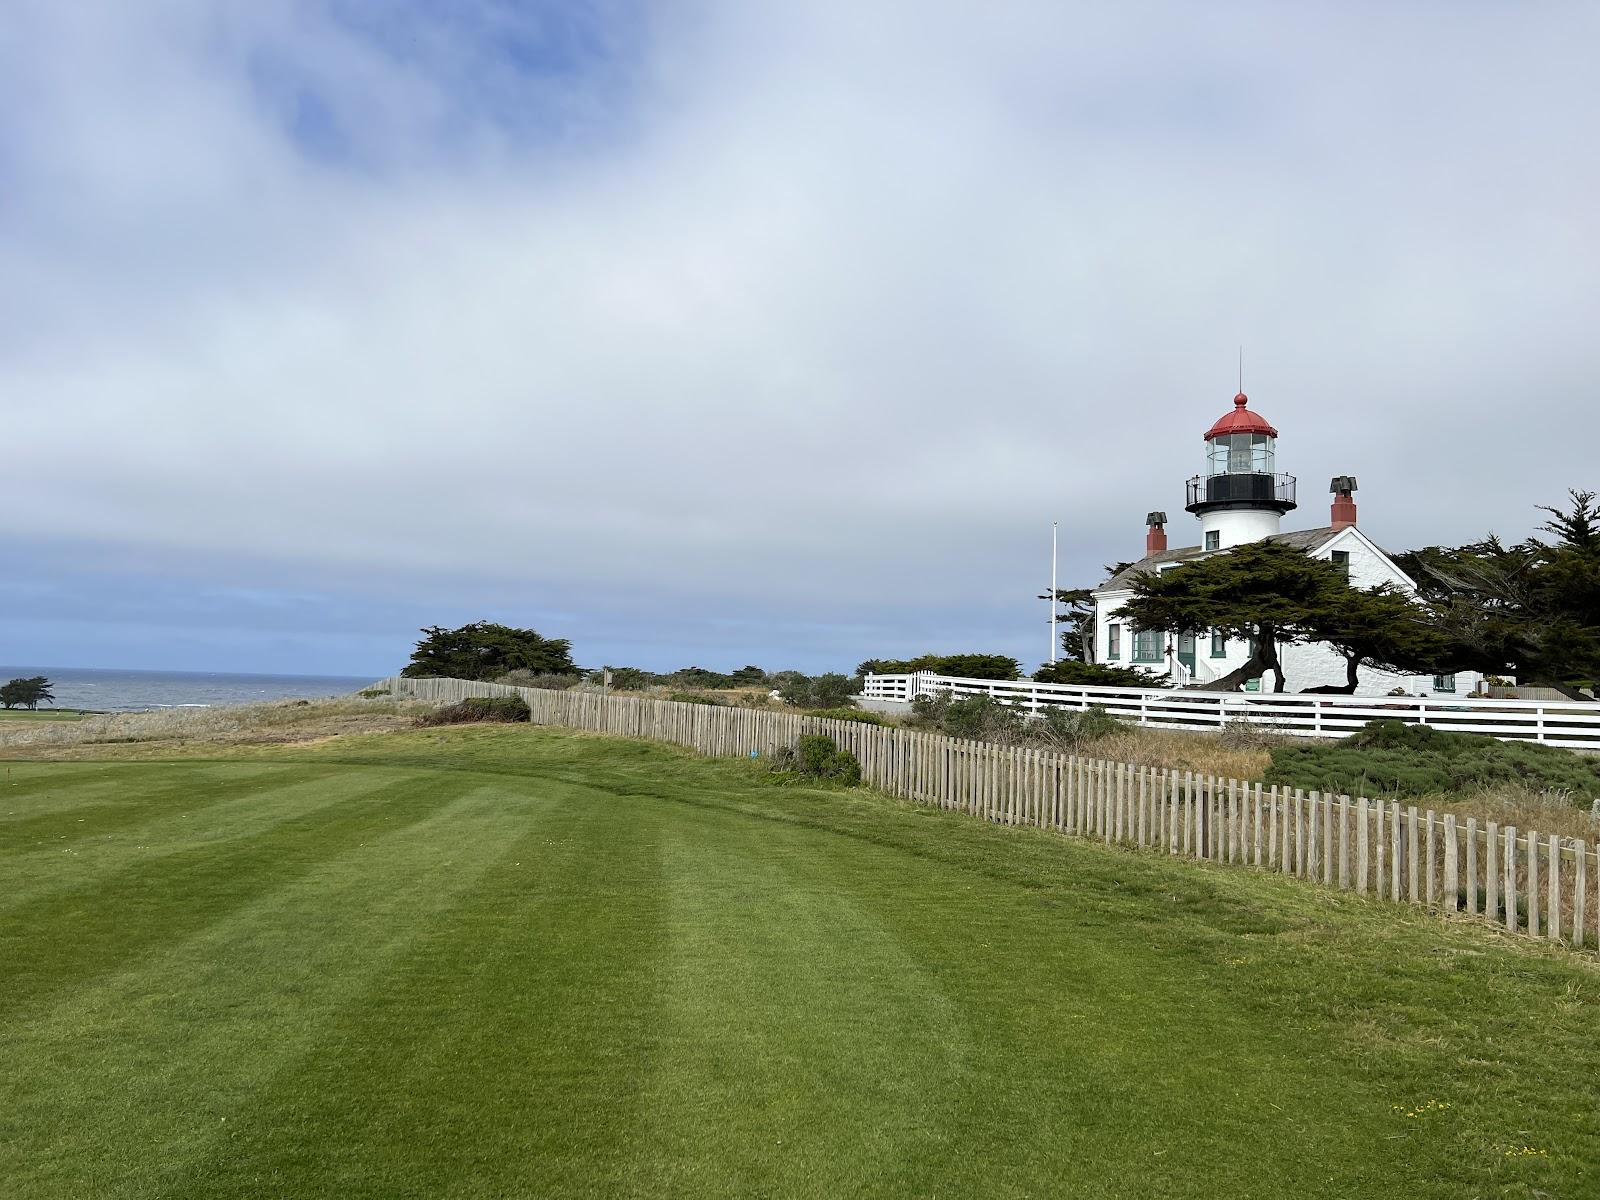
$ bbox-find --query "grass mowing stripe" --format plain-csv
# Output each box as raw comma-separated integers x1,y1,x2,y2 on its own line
7,727,1599,1198
0,762,364,874
181,777,669,1199
0,783,521,1200
623,824,969,1198
618,754,1600,1195
0,764,305,851
0,768,453,1016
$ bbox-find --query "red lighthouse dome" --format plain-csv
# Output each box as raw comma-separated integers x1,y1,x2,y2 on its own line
1203,392,1278,440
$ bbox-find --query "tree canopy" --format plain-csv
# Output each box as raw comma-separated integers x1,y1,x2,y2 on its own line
856,654,1021,681
1118,541,1440,693
1,676,55,710
1395,489,1600,697
401,622,577,681
1032,659,1167,688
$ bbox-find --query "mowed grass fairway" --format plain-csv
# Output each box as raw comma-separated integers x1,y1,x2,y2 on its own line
4,726,1597,1199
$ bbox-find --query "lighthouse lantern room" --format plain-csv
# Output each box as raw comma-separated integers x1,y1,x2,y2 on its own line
1184,392,1297,550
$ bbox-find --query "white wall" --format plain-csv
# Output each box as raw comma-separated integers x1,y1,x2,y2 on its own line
1198,506,1283,549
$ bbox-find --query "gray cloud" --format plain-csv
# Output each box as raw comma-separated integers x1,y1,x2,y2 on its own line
4,1,1597,673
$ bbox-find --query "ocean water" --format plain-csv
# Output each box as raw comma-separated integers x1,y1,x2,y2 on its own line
0,666,380,713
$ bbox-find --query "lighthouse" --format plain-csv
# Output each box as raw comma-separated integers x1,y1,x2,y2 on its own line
1184,392,1297,550
1088,380,1480,697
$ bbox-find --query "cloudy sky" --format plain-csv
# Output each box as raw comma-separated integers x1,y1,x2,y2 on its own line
4,1,1596,677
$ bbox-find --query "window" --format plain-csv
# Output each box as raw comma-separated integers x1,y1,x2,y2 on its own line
1107,624,1121,659
1433,673,1457,693
1207,433,1275,476
1210,631,1226,658
1244,677,1261,692
1227,433,1253,475
1133,629,1164,663
1331,550,1350,579
1205,530,1221,551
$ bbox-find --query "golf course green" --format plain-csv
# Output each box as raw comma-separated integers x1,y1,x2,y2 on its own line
3,725,1594,1198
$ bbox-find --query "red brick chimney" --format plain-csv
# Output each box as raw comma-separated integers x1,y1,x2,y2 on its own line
1330,476,1358,529
1145,511,1168,557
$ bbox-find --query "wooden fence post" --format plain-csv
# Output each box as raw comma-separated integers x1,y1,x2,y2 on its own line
1485,820,1499,925
1548,834,1561,943
1576,840,1588,950
1356,799,1370,895
1338,796,1350,890
1442,814,1459,913
1504,825,1519,934
1465,817,1479,915
1253,784,1263,868
1389,801,1402,902
1527,830,1540,937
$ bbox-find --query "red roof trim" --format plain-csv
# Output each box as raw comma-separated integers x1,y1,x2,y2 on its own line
1204,392,1278,439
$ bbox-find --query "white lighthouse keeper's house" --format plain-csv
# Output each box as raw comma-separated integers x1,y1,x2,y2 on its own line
1090,391,1480,697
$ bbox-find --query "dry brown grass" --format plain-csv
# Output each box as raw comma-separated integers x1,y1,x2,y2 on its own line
1012,718,1600,840
0,697,429,761
1079,725,1275,782
1383,783,1600,842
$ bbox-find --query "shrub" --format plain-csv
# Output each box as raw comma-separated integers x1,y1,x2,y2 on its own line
1265,719,1600,802
1032,660,1167,688
667,667,737,690
858,654,1020,681
773,734,863,785
1034,704,1122,750
909,692,1026,742
669,692,724,706
415,696,531,727
496,670,582,690
1218,720,1293,750
806,707,889,726
595,666,650,690
778,673,862,709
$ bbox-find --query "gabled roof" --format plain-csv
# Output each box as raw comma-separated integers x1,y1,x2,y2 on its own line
1095,526,1341,593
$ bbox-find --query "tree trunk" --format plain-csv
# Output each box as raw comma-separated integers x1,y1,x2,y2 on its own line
1189,624,1283,692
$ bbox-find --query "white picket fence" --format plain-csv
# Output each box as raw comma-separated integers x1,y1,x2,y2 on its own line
862,672,1600,750
376,675,1600,957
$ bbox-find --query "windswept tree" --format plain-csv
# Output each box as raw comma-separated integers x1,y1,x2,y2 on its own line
1396,489,1600,698
401,622,577,682
0,676,55,710
1113,541,1445,693
1300,583,1448,694
1040,586,1100,663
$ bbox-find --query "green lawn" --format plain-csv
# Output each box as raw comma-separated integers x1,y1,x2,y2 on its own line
3,726,1595,1199
0,708,84,721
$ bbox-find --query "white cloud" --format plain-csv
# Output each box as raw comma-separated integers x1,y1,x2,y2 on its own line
4,1,1598,671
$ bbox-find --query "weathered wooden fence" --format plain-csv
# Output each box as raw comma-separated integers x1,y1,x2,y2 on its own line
378,676,1600,956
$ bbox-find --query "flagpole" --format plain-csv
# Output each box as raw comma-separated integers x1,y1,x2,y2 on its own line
1050,521,1058,664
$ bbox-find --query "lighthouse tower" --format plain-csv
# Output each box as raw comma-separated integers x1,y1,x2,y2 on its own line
1183,392,1297,550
